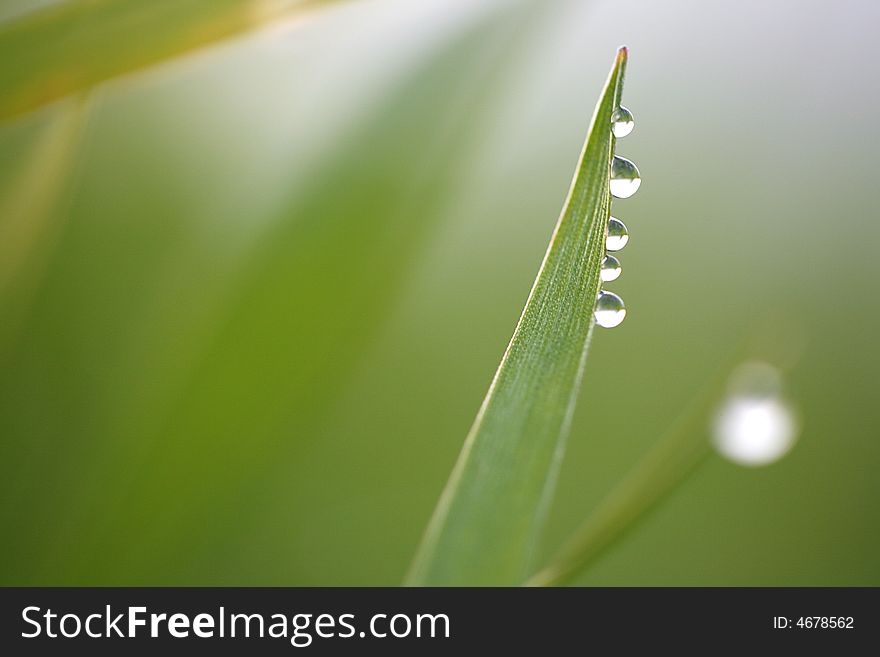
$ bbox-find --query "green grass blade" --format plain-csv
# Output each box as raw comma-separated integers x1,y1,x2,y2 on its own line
0,0,343,122
406,47,629,586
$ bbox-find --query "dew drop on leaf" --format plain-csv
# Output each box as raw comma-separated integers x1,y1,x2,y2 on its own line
611,105,634,138
594,290,626,328
605,217,629,251
600,254,622,282
610,155,641,198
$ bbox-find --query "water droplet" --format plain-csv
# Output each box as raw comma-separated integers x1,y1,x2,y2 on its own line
600,254,622,282
605,217,629,251
594,290,626,328
610,156,641,198
712,362,798,467
611,106,634,138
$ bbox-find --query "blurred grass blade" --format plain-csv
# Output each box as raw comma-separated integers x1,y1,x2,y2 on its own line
529,350,800,586
0,95,92,357
0,0,343,121
407,47,629,586
526,386,717,587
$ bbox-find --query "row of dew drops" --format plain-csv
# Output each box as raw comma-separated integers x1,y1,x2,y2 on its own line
594,105,638,329
593,104,801,467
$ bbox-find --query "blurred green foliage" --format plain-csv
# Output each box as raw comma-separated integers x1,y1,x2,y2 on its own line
0,0,340,120
1,0,878,585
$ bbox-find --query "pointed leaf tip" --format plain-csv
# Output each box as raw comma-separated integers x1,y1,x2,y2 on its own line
406,46,629,585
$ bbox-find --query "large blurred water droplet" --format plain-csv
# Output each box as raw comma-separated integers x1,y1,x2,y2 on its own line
606,217,629,251
600,254,622,282
594,290,626,328
611,106,634,138
610,156,641,198
712,361,798,467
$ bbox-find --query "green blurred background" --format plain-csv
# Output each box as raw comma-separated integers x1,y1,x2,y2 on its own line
1,0,878,585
